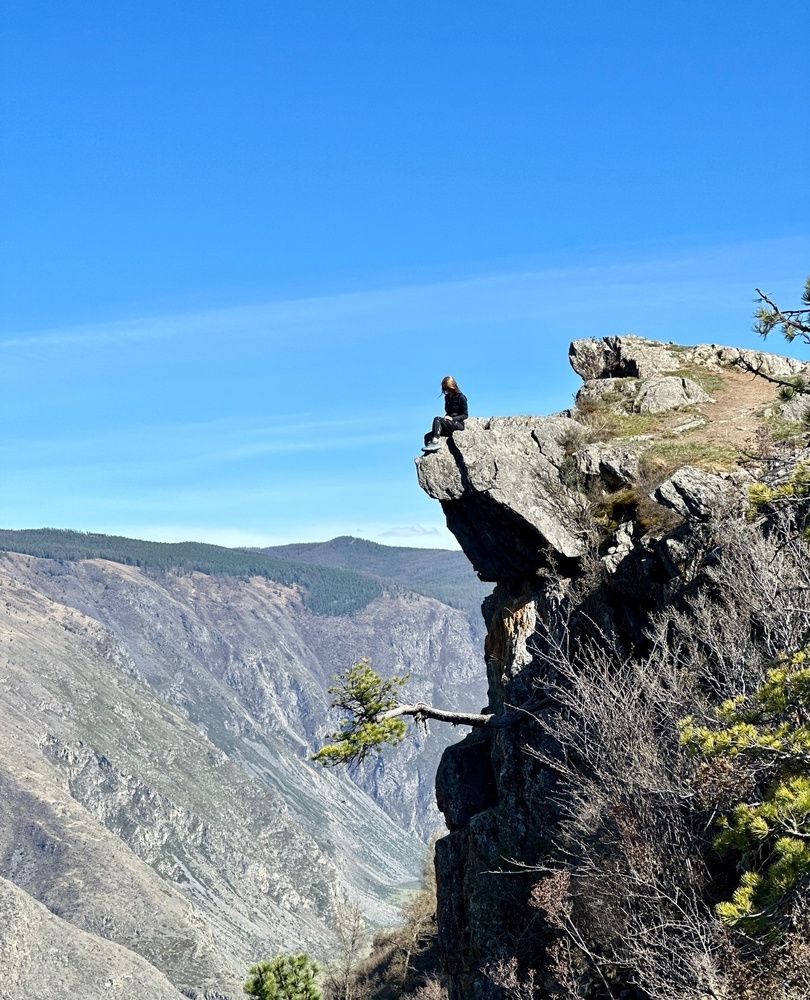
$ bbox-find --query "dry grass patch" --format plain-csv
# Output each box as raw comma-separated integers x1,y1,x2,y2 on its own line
575,398,662,442
763,413,808,444
640,441,741,479
665,367,726,395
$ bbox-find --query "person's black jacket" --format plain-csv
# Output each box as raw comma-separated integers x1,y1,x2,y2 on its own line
445,391,468,420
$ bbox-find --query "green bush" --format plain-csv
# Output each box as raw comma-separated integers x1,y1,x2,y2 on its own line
244,954,321,1000
680,649,810,933
748,464,810,525
778,375,808,401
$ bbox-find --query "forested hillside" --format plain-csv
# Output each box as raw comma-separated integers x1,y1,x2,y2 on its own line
263,536,492,630
0,530,492,627
0,529,383,616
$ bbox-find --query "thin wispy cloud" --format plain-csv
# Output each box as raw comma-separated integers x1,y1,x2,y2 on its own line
3,235,807,354
3,235,807,546
380,524,441,538
1,412,418,472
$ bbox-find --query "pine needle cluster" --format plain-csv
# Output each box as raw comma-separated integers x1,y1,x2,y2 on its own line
680,649,810,933
244,954,322,1000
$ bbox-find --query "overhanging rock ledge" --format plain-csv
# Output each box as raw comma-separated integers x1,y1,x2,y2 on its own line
416,416,586,581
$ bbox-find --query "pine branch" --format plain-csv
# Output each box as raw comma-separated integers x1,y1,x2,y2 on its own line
733,356,810,394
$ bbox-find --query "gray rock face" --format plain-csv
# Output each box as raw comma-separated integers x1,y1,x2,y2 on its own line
576,374,710,415
415,342,809,1000
416,417,587,580
633,375,712,413
779,392,810,423
690,343,810,379
570,335,810,383
654,465,743,521
575,377,639,408
762,446,810,487
569,336,683,379
602,520,636,574
575,440,644,488
0,874,185,1000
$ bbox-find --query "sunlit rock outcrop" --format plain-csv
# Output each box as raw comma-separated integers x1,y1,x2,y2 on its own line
418,335,810,1000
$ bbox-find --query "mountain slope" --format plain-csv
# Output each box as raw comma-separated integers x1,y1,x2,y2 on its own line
0,874,186,1000
0,560,424,994
0,539,487,994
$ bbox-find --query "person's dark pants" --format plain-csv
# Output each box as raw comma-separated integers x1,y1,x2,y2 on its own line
424,416,465,446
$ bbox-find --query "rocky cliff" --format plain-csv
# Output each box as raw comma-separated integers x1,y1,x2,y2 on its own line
417,336,810,999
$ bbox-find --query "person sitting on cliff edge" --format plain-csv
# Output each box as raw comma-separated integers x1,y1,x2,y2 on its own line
422,376,468,453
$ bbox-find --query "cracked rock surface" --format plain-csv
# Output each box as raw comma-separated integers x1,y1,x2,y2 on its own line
417,417,587,580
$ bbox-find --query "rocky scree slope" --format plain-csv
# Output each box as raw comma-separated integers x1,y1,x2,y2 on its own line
0,874,187,1000
0,541,486,997
417,335,810,1000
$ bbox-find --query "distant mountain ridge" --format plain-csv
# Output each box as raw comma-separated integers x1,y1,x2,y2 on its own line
0,528,382,616
262,535,492,631
0,529,490,625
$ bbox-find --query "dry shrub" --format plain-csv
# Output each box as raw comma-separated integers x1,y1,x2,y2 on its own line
405,977,448,1000
357,850,441,1000
484,958,542,1000
516,509,810,999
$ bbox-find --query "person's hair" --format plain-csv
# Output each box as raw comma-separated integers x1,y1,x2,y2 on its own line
441,375,460,393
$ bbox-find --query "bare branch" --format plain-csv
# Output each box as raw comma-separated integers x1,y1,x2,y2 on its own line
381,702,492,727
733,355,810,393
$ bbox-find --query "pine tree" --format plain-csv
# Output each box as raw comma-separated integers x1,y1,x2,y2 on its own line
755,276,810,346
680,647,810,933
244,954,322,1000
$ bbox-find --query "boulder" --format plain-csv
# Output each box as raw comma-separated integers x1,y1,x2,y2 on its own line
416,417,587,580
698,344,810,380
602,521,635,574
575,440,643,487
576,374,712,417
570,335,810,384
633,375,712,414
575,377,639,411
569,336,682,379
779,392,810,424
653,466,742,521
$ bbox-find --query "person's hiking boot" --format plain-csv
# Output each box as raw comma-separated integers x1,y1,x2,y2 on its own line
422,438,440,453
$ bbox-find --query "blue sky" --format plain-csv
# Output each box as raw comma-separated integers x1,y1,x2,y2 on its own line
2,1,808,548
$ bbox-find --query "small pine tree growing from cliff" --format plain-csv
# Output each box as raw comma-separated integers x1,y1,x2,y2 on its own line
312,659,491,766
311,660,410,766
680,647,810,934
244,954,321,1000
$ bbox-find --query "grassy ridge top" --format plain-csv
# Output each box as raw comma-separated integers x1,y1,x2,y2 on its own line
0,528,382,616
